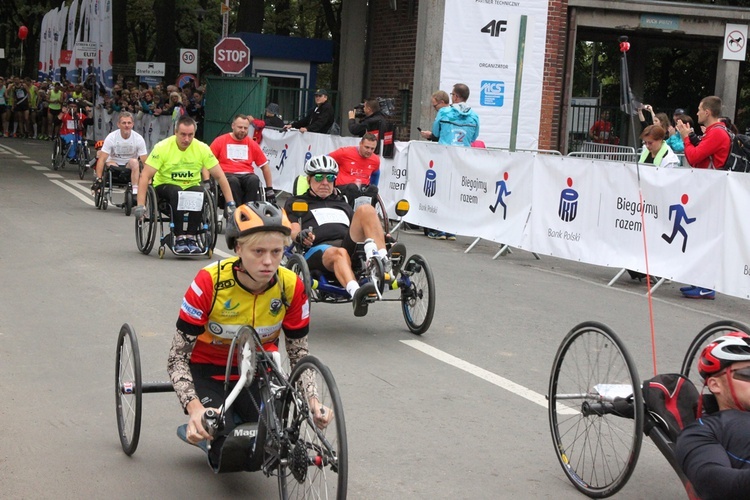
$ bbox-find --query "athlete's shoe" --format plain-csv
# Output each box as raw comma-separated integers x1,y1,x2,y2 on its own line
352,282,376,317
186,238,201,254
389,242,407,276
427,231,446,240
446,233,456,241
176,424,208,452
679,285,696,293
682,287,715,299
174,237,190,254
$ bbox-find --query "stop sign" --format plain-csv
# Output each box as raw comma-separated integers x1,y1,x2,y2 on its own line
213,37,251,75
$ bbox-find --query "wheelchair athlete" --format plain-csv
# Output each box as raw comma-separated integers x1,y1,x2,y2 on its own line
91,111,147,195
167,202,329,468
135,115,235,254
57,98,88,162
676,333,750,500
284,155,391,317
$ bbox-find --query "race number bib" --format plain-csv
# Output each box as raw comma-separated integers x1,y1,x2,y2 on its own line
226,144,249,160
177,190,204,211
310,207,350,226
66,120,75,130
353,196,373,210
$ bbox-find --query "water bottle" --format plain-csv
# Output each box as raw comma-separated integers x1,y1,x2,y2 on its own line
363,238,378,259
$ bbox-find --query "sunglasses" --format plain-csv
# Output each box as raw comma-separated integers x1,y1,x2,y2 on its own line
729,366,750,382
312,174,336,183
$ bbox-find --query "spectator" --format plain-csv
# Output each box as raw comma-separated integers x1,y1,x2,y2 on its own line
0,76,8,137
284,89,335,134
589,109,618,144
637,104,654,131
262,103,284,128
329,132,381,204
348,98,388,153
638,125,680,168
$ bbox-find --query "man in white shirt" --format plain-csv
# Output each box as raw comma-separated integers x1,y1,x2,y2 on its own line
91,111,148,194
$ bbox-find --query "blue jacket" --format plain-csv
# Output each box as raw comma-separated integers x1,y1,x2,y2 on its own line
432,103,480,147
666,132,684,153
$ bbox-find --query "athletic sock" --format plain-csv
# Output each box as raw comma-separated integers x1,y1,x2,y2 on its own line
346,280,359,298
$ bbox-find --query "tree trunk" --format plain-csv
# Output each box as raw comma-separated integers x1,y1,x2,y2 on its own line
153,0,178,82
112,0,128,64
237,0,265,33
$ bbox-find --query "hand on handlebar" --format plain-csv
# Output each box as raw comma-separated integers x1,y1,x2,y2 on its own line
186,400,217,443
296,227,315,248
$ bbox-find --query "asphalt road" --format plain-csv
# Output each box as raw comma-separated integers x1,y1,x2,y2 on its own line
2,137,748,499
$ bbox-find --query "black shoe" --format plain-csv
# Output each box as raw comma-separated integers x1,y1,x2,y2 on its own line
389,242,407,275
352,282,376,317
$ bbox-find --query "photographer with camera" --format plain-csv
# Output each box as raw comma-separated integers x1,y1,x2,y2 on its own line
348,98,388,145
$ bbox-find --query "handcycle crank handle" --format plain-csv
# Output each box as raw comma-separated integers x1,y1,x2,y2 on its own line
201,408,222,436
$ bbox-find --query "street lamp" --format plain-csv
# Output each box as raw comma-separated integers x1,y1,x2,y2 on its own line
194,8,208,86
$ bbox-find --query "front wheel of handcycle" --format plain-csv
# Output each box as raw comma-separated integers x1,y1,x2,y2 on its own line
285,253,313,300
400,254,435,335
51,138,64,170
115,323,142,456
135,185,158,255
278,356,348,500
548,321,643,498
680,319,750,389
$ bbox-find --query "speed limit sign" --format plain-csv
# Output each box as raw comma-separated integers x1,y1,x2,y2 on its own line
180,48,198,74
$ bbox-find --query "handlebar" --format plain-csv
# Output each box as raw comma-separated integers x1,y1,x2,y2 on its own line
201,408,221,437
581,397,635,419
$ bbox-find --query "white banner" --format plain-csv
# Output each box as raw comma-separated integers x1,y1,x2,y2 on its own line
722,173,750,299
440,0,548,149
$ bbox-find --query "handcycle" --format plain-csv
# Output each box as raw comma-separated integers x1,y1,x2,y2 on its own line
283,199,436,335
51,133,92,178
115,323,347,498
547,319,750,498
135,183,218,258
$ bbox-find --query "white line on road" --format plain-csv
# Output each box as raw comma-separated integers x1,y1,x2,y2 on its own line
50,180,94,206
214,248,231,258
0,144,22,155
44,173,64,179
32,165,49,171
23,159,39,164
401,339,577,414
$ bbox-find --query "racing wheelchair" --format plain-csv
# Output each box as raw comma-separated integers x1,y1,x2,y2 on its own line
51,133,92,179
135,184,218,258
93,142,140,215
114,323,347,498
283,199,435,335
547,319,750,498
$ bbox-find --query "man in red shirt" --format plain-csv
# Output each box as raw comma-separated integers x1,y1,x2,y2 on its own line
209,114,275,203
676,95,731,170
329,133,380,205
57,98,87,161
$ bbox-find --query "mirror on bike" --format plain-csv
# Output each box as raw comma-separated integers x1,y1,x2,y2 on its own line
290,200,309,217
395,199,410,217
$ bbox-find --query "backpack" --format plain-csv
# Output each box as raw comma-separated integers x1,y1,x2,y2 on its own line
719,126,750,172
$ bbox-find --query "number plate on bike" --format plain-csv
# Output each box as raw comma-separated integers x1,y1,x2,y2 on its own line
177,191,204,211
353,196,373,210
594,384,633,400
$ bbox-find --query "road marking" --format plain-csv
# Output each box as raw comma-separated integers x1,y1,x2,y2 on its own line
401,339,576,414
32,165,49,171
50,180,94,206
0,144,22,155
214,248,231,258
23,159,39,164
44,173,64,179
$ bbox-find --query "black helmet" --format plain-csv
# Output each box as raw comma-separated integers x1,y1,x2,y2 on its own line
225,202,292,250
67,97,77,105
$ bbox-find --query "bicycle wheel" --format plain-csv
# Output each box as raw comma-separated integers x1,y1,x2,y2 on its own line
374,194,389,234
548,321,643,498
77,143,87,179
279,356,347,500
680,320,750,389
135,186,157,255
400,254,435,335
51,138,63,170
285,253,313,300
115,323,142,456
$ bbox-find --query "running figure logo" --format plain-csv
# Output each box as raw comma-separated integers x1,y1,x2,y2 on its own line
661,193,696,253
489,172,511,219
558,177,578,222
423,160,437,197
275,143,289,173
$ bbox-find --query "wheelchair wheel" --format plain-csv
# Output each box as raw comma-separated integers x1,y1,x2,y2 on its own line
115,323,142,456
94,183,104,210
279,356,347,500
680,320,750,389
124,188,133,217
135,186,158,255
548,322,643,498
285,253,313,301
400,254,435,335
196,186,217,255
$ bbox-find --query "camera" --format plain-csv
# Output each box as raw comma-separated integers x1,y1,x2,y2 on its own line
353,103,366,119
352,97,396,119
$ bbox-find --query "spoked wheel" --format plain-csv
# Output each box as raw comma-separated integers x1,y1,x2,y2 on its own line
285,253,313,300
51,138,63,170
399,254,435,335
94,183,104,210
115,323,142,456
680,320,750,389
548,321,643,498
124,188,133,217
196,186,217,256
135,186,158,255
374,194,389,235
279,356,347,500
77,145,87,179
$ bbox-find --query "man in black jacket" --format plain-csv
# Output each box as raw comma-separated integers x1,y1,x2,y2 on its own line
284,89,335,134
348,98,388,154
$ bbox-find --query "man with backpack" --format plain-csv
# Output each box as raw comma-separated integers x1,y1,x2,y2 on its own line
675,95,730,170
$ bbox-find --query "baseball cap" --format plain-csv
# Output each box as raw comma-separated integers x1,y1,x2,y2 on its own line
314,89,328,96
674,108,686,115
265,103,280,115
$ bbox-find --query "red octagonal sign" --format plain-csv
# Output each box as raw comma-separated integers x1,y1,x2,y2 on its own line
213,37,251,75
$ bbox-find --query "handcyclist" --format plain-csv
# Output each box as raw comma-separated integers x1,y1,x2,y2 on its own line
676,332,750,499
90,111,148,196
284,155,391,317
57,98,86,162
167,201,330,467
135,115,235,254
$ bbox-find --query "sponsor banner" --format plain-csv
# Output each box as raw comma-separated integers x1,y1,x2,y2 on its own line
440,0,549,149
723,173,750,299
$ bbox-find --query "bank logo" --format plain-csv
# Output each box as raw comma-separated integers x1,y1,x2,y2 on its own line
661,193,696,253
480,81,505,107
423,160,437,198
558,177,579,222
